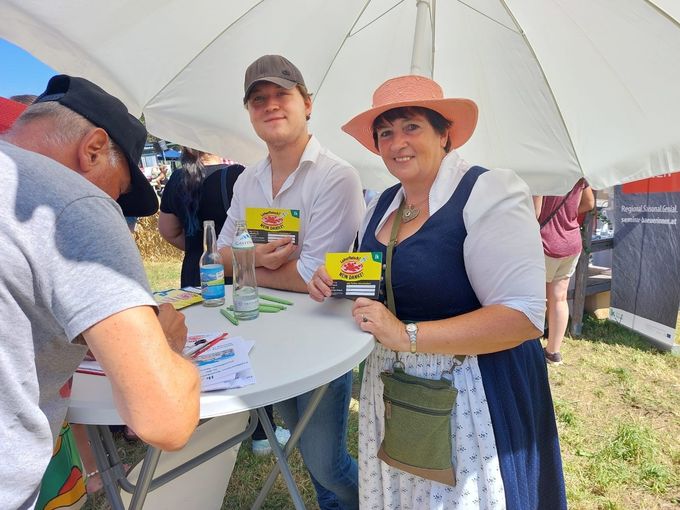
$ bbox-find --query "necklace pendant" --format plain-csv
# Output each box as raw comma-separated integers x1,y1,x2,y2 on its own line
402,206,420,223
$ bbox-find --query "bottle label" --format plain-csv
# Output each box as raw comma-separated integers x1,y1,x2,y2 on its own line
232,231,255,249
234,295,259,312
200,264,225,300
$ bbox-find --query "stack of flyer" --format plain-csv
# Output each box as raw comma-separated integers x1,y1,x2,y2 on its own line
77,332,256,392
183,332,256,392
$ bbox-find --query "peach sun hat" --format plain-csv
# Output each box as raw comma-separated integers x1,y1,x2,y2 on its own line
341,75,478,155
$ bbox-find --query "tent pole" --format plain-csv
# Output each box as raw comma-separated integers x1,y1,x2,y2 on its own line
410,0,433,77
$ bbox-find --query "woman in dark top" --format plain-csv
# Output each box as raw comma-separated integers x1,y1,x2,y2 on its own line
159,148,244,287
309,75,565,509
159,147,289,454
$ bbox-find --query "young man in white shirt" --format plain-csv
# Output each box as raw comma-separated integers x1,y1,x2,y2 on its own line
217,55,364,510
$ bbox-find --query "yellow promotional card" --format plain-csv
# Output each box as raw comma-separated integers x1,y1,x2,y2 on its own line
325,252,383,298
245,208,300,244
153,288,203,309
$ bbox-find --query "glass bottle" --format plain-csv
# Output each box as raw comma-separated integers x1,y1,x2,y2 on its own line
232,220,259,320
199,220,225,306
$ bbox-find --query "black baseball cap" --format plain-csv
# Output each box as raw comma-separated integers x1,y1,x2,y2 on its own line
243,55,306,104
34,75,158,217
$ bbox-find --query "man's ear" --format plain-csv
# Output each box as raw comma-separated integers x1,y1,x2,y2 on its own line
304,96,313,121
76,128,109,175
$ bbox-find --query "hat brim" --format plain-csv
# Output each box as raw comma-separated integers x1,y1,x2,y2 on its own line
116,159,158,217
341,98,478,155
244,77,298,103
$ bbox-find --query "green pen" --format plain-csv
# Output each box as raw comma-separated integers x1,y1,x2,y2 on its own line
259,293,294,306
259,304,282,313
220,308,239,325
259,301,286,310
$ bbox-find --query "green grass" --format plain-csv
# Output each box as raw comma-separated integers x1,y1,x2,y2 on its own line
551,316,680,509
83,262,680,510
143,259,182,291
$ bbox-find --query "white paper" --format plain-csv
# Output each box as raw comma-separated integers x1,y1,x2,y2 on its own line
76,333,257,391
185,333,256,392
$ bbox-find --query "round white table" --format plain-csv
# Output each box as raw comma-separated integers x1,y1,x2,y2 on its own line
68,287,374,509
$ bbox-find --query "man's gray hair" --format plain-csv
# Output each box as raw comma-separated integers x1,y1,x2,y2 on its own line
14,102,123,167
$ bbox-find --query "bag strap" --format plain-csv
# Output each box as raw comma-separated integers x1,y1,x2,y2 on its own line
539,179,582,229
220,164,243,215
385,196,465,365
220,165,230,215
385,200,404,316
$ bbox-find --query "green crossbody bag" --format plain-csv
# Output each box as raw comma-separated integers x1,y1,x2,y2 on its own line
376,198,463,486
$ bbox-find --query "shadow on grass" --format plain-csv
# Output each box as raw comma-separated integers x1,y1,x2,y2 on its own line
577,315,666,353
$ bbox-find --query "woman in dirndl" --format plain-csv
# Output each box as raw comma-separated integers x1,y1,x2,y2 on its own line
309,75,566,509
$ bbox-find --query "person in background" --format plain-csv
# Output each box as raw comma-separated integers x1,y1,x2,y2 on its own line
533,179,595,364
159,147,291,456
217,55,365,509
309,75,566,509
125,215,138,233
0,76,200,509
159,147,245,287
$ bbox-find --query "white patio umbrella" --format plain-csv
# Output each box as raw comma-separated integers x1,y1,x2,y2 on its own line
2,0,680,193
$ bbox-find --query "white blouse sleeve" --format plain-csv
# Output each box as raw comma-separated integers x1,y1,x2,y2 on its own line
463,168,546,331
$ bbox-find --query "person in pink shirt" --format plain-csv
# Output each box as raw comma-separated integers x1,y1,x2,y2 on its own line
534,179,595,364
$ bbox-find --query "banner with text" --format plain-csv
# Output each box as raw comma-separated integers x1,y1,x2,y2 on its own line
610,176,680,350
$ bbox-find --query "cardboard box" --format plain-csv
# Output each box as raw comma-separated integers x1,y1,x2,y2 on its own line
586,290,611,319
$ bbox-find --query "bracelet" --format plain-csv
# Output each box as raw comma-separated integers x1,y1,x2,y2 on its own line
86,469,99,479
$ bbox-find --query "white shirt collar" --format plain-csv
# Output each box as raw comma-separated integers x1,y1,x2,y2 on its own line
254,135,321,198
383,150,472,223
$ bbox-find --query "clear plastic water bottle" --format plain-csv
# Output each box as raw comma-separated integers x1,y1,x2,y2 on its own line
199,220,225,307
232,220,259,320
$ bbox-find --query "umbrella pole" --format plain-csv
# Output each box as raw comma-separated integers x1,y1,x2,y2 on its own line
411,0,434,77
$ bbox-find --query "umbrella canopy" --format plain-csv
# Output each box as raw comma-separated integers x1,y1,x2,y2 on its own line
2,0,680,193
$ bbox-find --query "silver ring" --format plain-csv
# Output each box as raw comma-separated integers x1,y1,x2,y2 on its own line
362,314,368,323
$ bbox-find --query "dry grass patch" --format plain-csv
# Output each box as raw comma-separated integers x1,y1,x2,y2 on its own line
133,213,183,262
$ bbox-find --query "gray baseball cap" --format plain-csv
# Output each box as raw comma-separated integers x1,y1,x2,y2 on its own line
243,55,306,103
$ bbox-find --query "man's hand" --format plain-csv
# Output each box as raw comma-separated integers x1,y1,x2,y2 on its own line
157,303,187,353
255,237,296,270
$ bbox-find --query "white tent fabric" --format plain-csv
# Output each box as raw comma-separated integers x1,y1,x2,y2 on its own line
2,0,680,194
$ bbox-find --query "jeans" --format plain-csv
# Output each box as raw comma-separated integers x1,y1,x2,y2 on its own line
276,371,358,510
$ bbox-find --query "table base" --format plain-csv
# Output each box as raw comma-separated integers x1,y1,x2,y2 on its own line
88,383,329,509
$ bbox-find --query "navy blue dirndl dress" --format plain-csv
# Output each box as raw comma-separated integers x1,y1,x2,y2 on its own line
358,167,566,509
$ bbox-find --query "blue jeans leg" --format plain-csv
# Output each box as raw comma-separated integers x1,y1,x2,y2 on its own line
276,371,358,510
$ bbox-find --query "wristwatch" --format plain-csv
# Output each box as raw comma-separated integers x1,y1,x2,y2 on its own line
405,323,418,353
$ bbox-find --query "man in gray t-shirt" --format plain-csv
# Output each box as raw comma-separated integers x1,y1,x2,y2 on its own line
0,77,200,509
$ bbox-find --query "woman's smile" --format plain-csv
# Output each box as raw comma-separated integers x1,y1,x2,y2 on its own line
376,114,447,182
